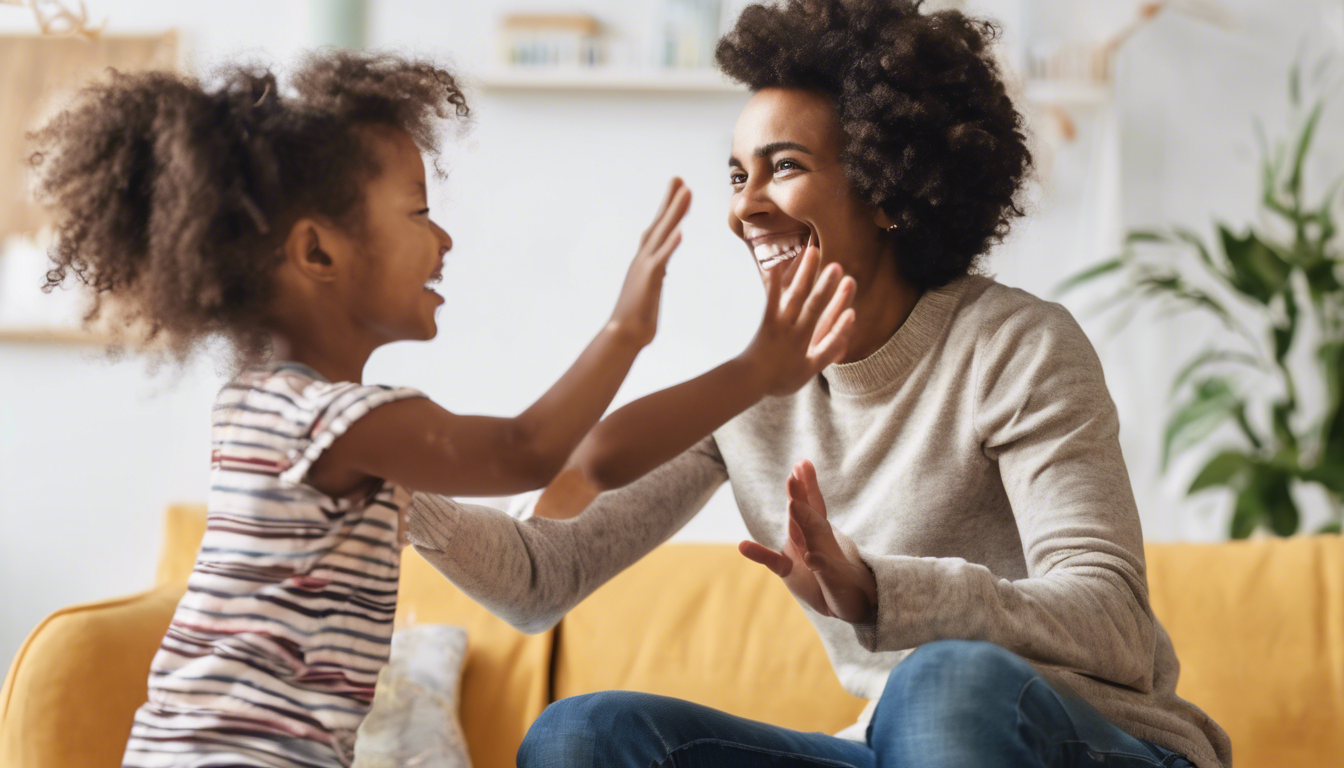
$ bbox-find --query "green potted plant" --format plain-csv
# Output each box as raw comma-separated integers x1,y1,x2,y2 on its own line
1059,59,1344,538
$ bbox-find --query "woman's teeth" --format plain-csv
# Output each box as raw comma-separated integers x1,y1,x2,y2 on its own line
754,242,805,270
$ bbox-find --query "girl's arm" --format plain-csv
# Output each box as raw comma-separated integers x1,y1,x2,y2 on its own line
309,180,691,499
564,244,856,494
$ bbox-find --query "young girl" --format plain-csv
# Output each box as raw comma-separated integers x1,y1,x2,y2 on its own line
30,51,856,767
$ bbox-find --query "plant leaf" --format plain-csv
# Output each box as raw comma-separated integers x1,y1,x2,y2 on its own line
1288,100,1325,203
1219,226,1291,303
1189,451,1253,493
1055,258,1125,297
1163,378,1242,469
1170,350,1264,396
1317,521,1343,535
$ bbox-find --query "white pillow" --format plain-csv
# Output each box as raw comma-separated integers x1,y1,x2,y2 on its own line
352,624,471,768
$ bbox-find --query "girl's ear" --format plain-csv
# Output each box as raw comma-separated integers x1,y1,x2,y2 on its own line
283,218,338,283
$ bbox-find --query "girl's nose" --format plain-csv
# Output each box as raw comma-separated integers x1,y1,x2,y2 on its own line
432,220,452,253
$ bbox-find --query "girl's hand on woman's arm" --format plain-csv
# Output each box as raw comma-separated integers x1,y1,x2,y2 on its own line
739,458,877,624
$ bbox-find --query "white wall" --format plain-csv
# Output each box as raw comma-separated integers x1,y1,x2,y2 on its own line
2,0,1338,669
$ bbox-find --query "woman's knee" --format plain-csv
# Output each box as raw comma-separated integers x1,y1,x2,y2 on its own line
874,641,1036,731
517,691,669,768
888,640,1034,698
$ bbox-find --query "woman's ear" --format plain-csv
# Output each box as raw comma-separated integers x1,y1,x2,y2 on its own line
282,218,339,283
872,206,897,231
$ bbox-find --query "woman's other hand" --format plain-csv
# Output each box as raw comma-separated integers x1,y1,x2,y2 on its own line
607,178,692,348
739,458,877,625
741,243,856,396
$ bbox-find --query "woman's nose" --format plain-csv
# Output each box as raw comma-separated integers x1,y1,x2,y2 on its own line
732,177,776,225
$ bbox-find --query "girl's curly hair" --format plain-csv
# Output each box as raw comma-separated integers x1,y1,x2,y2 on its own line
716,0,1031,290
29,50,470,362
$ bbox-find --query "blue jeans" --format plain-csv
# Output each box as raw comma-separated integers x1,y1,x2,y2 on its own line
517,640,1195,768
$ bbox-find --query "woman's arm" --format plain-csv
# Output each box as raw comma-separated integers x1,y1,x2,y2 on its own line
570,245,856,493
407,436,728,633
744,302,1158,691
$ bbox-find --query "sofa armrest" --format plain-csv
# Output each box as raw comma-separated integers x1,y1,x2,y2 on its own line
0,583,183,768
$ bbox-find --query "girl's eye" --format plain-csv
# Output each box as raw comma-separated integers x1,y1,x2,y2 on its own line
415,208,431,217
729,172,747,186
775,159,802,173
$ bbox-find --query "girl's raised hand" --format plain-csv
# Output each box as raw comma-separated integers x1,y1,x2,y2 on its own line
742,242,857,396
607,178,692,348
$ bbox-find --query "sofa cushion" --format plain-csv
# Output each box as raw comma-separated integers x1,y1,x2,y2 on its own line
1146,536,1344,768
552,543,869,734
0,584,182,768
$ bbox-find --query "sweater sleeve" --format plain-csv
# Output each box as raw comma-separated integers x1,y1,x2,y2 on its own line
405,436,728,634
853,302,1158,692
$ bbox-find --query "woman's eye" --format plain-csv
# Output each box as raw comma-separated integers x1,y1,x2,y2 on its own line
415,208,431,217
775,159,801,173
729,172,747,186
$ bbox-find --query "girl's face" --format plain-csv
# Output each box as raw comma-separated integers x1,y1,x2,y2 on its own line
728,88,891,291
341,127,453,343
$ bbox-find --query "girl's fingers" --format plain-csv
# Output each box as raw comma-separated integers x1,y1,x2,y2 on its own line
809,308,856,370
795,263,843,334
808,276,855,349
781,245,821,322
763,255,787,315
739,540,792,578
642,178,684,246
650,228,682,270
645,187,691,254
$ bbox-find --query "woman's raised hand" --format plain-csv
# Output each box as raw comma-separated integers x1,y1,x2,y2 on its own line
739,459,878,625
743,243,857,396
607,178,692,348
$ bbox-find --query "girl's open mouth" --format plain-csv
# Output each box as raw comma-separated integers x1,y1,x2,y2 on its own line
752,233,810,271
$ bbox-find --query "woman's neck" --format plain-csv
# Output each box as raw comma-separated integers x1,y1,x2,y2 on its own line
839,257,923,364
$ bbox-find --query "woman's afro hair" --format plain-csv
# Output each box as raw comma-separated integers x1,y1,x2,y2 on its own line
716,0,1032,289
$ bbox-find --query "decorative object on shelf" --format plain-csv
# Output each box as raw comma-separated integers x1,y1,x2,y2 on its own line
311,0,367,50
0,0,104,39
661,0,720,70
0,30,177,344
497,13,609,68
1057,58,1344,539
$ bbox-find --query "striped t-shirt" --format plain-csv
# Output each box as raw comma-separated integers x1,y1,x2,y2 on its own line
124,362,425,768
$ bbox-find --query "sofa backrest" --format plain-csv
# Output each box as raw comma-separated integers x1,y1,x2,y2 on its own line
1146,536,1344,768
152,506,1344,768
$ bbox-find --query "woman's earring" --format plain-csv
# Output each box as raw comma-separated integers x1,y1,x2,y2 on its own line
886,223,899,231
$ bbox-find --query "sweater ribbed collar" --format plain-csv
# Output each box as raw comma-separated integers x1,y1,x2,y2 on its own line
821,275,973,396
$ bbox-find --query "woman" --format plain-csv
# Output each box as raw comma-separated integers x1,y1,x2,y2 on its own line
407,1,1231,766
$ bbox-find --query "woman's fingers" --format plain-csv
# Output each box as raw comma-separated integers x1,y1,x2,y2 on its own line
795,459,828,516
739,540,792,578
762,255,787,315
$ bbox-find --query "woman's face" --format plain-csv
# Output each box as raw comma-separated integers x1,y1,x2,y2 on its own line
728,88,890,290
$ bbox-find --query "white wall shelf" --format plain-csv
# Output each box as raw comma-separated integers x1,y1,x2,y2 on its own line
1023,80,1112,108
476,66,746,93
477,66,1111,109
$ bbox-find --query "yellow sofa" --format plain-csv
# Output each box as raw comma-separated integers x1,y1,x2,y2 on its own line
3,506,1342,768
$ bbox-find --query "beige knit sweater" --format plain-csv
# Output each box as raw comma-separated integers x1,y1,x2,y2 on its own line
407,274,1232,768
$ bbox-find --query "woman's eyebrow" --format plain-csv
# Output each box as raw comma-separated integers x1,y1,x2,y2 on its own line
729,141,815,168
